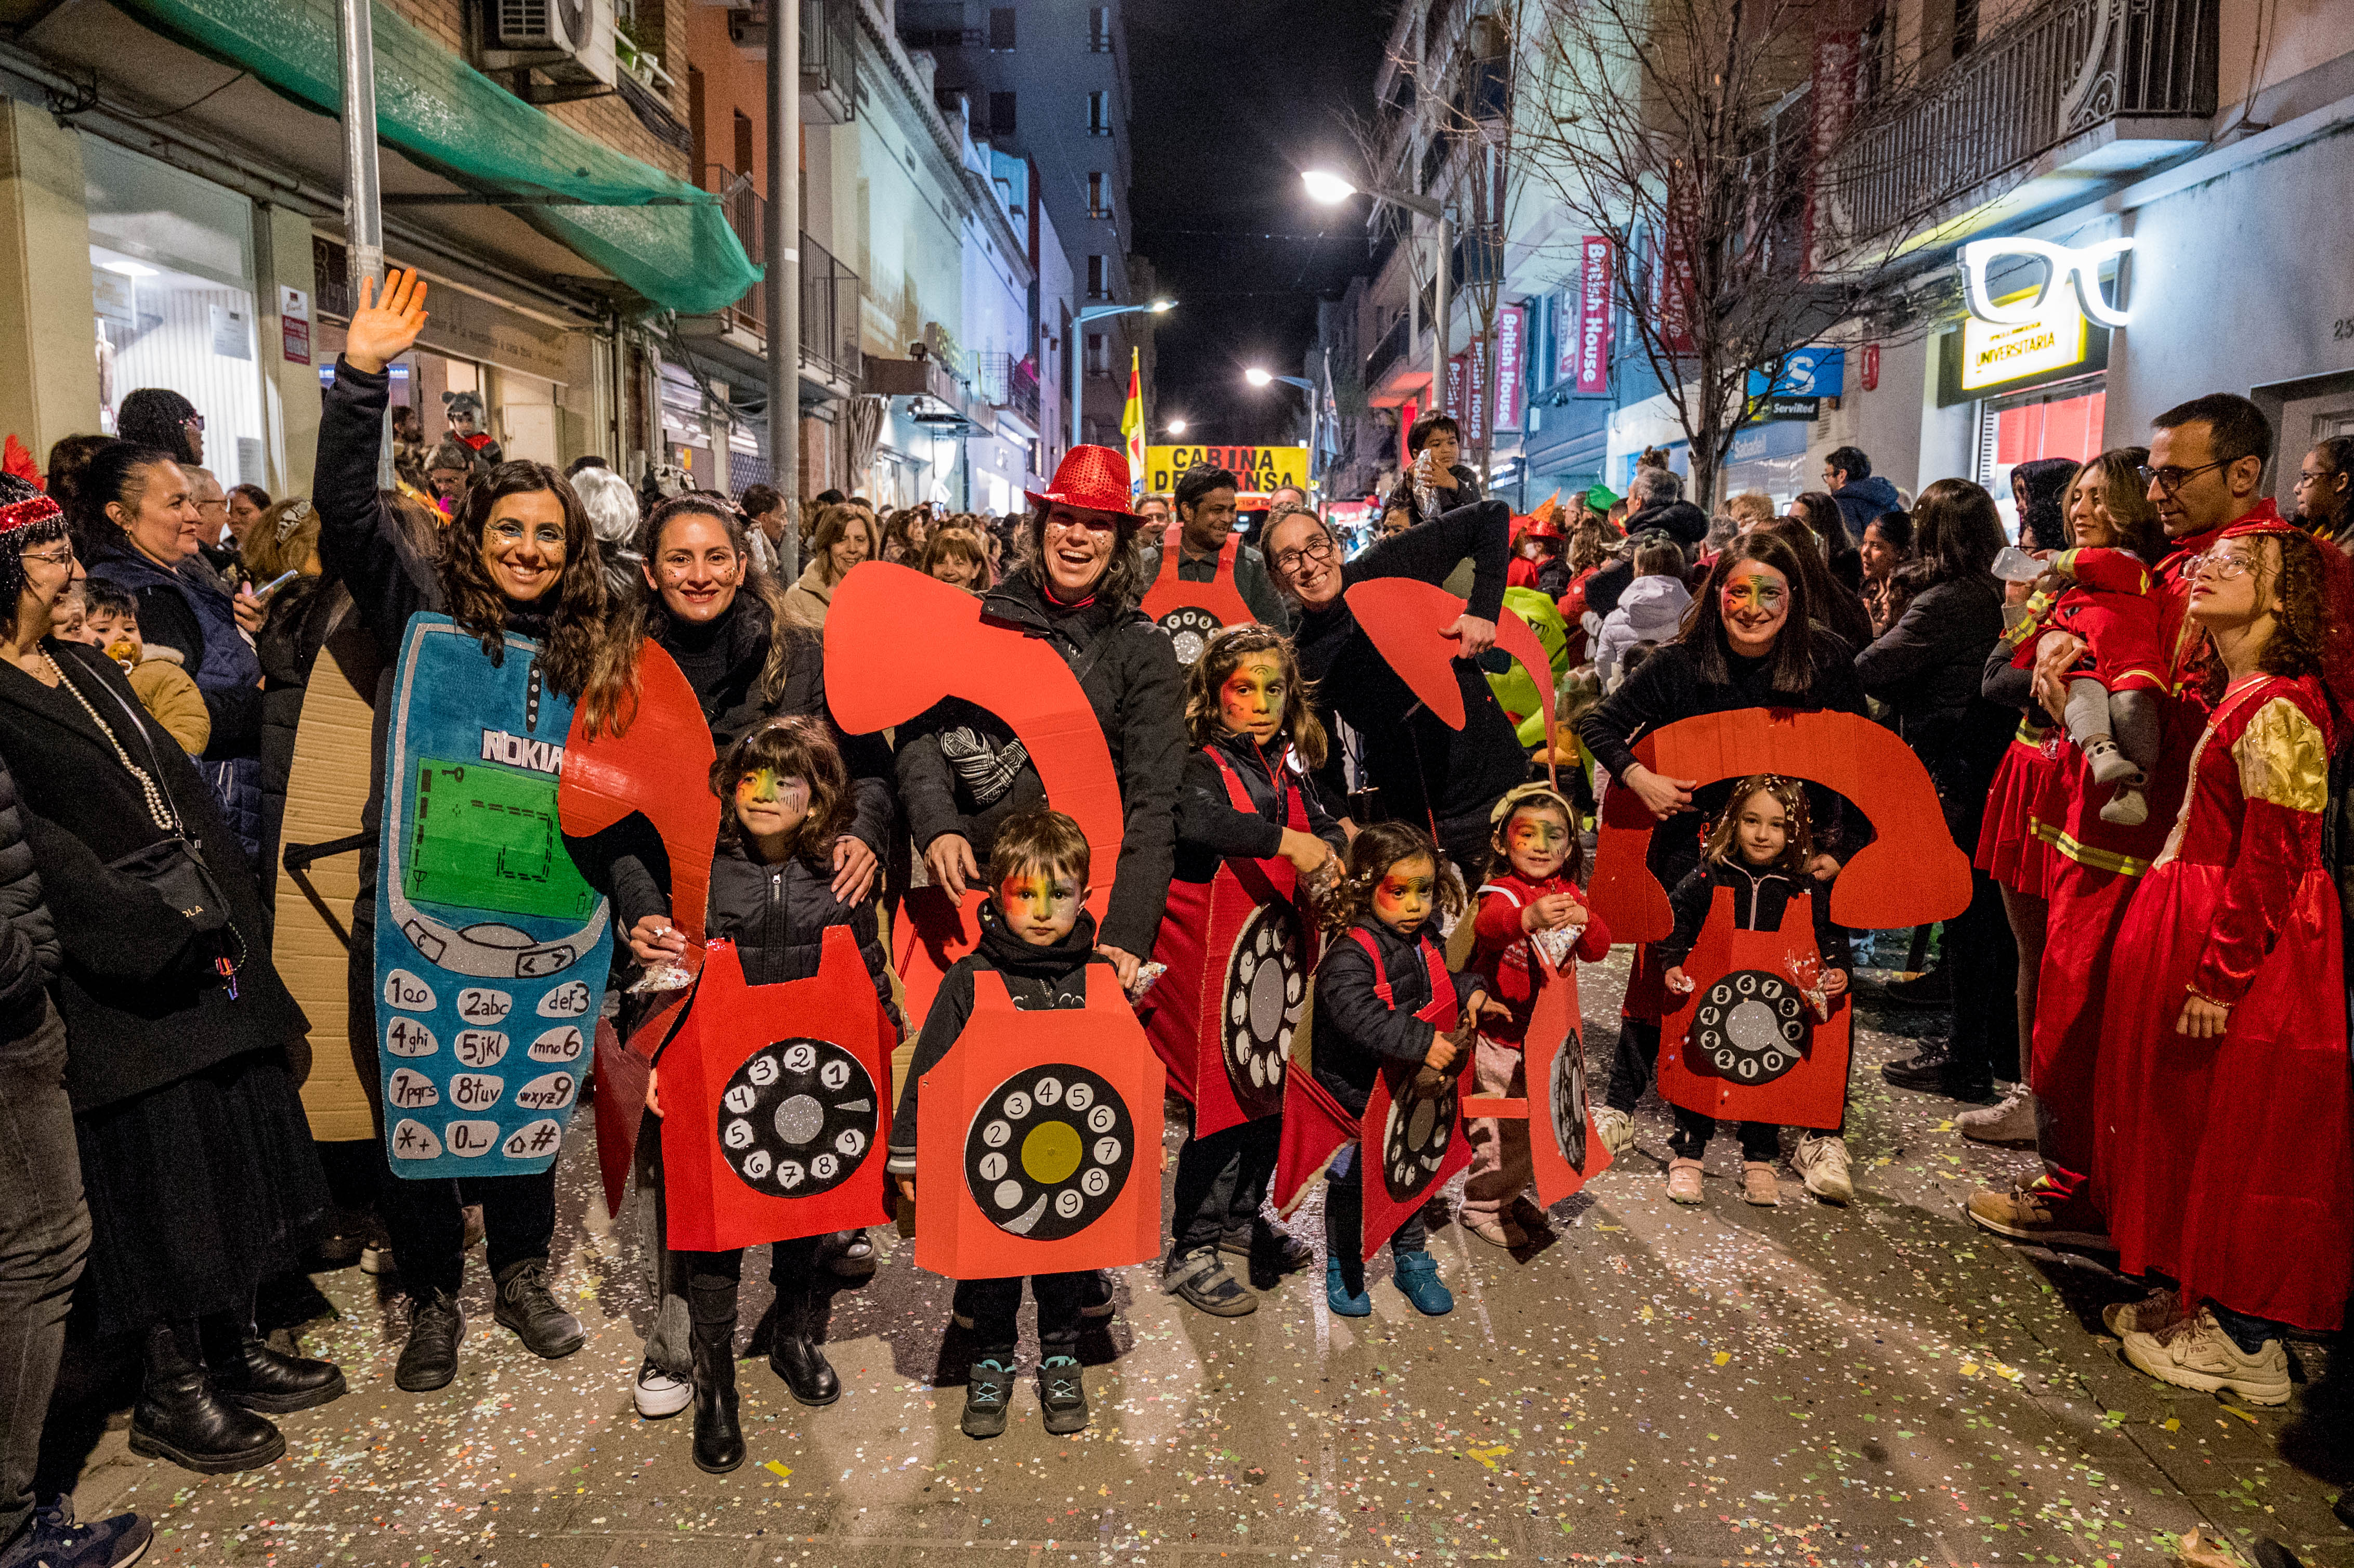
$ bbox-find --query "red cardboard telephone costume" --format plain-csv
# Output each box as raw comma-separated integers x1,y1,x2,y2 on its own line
656,930,895,1252
1274,931,1472,1260
825,560,1166,1277
555,641,722,1216
1459,929,1614,1207
825,563,1126,1022
1142,522,1254,667
1141,744,1317,1140
1587,709,1970,1127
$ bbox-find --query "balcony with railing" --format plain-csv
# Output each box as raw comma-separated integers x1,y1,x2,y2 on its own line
1826,0,2216,251
973,351,1043,428
692,166,862,388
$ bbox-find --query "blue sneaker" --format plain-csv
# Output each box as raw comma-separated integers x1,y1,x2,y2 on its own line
0,1499,152,1568
1324,1255,1370,1317
1392,1250,1454,1316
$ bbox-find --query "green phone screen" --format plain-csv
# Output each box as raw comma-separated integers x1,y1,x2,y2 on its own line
402,758,597,920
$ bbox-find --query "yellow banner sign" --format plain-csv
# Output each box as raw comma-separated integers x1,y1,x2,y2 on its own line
1144,445,1309,496
1959,294,2087,392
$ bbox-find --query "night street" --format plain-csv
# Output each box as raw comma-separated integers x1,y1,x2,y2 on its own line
50,947,2348,1568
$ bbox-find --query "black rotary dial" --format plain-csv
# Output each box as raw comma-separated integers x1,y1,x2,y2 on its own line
1691,970,1810,1086
716,1037,878,1198
963,1064,1134,1240
1221,904,1301,1118
1159,606,1223,667
1548,1028,1590,1174
1380,1067,1458,1202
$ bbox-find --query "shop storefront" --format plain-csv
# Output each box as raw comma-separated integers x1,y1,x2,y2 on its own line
1934,284,2109,534
1720,419,1811,507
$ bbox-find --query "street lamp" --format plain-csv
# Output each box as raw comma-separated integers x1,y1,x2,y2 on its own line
1303,168,1449,409
1167,417,1188,435
1244,367,1320,492
1070,297,1175,458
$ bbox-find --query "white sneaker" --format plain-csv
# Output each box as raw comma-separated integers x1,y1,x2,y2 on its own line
2121,1309,2291,1405
1956,1085,2037,1146
633,1356,692,1419
359,1242,395,1276
1792,1134,1853,1205
1591,1105,1636,1157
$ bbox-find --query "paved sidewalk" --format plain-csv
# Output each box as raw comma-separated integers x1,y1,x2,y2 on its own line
50,950,2350,1566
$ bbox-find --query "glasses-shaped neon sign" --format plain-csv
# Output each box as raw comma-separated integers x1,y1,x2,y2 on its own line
1959,237,2133,329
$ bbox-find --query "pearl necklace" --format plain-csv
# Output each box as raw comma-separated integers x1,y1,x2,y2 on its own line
40,651,178,835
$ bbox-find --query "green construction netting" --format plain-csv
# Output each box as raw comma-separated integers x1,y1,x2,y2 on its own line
111,0,761,317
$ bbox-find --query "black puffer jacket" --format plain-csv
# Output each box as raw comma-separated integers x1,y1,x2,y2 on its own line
1856,574,2013,832
1310,917,1481,1117
0,748,61,1037
894,568,1184,956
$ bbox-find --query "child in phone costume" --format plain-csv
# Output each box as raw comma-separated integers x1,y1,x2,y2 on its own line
376,615,615,1177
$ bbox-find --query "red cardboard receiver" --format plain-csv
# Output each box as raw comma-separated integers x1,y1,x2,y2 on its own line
558,639,722,1217
1141,523,1256,665
824,563,1126,1022
912,964,1167,1278
658,931,895,1252
1343,576,1558,780
1586,708,1971,944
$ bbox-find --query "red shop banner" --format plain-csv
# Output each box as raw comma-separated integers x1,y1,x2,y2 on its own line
1576,236,1613,394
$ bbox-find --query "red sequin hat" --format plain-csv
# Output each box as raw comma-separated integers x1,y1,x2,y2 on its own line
1025,444,1140,520
0,437,58,535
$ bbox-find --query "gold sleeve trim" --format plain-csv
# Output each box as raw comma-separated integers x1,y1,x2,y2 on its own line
2232,696,2329,814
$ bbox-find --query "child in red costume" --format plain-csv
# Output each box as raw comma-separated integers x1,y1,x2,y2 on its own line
2009,546,2166,825
1463,786,1611,1248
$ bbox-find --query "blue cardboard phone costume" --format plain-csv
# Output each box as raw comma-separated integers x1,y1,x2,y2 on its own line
376,615,615,1178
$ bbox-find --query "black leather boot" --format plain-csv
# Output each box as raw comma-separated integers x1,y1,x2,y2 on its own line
689,1320,744,1474
492,1258,585,1359
129,1319,285,1474
203,1313,348,1414
767,1290,840,1407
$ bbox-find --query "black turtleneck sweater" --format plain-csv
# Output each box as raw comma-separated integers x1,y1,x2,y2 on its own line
886,900,1106,1173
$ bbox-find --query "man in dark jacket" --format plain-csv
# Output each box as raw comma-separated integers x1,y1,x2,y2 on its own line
1139,465,1290,628
1825,447,1902,547
1620,465,1709,549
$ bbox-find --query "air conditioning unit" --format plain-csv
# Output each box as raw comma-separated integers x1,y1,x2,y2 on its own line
481,0,618,90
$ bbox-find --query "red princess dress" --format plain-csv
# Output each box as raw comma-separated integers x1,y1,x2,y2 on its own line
2092,673,2353,1330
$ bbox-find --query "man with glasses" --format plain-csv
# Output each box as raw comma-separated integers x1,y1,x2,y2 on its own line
1971,393,2283,1255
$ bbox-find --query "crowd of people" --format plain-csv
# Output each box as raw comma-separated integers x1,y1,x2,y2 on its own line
0,263,2348,1568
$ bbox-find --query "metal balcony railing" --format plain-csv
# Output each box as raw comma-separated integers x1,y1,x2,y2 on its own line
1364,312,1412,388
696,167,862,386
1827,0,2217,246
802,0,857,124
968,351,1043,426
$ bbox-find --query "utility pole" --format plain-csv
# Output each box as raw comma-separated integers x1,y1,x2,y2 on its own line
766,0,802,575
337,0,388,484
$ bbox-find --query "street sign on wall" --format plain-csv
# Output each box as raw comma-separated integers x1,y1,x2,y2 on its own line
1574,236,1613,394
1143,446,1310,496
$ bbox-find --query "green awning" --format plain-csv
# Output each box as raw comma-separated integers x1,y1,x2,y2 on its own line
110,0,760,317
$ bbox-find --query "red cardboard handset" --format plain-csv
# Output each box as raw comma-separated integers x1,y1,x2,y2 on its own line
1342,577,1559,782
1141,522,1254,666
825,563,1125,1022
556,640,722,1218
824,560,1166,1278
657,930,895,1252
1457,941,1614,1207
1586,709,1971,1131
1272,931,1471,1261
1141,745,1317,1141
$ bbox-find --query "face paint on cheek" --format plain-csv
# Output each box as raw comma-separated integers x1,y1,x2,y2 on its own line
736,769,810,813
1508,815,1568,870
1371,873,1432,929
1722,578,1785,616
998,874,1082,926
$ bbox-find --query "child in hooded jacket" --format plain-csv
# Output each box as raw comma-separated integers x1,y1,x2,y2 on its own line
1592,534,1692,690
1463,785,1612,1248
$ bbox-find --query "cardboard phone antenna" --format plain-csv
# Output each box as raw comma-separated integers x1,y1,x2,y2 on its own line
658,930,895,1252
558,638,721,1215
1343,576,1559,786
1586,707,1971,944
825,561,1126,1019
1141,521,1254,665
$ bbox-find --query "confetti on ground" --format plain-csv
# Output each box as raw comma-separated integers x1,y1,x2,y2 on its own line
42,947,2346,1567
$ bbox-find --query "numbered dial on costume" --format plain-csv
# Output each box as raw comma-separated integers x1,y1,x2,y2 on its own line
963,1065,1134,1240
1381,1071,1458,1201
715,1038,878,1198
1692,970,1810,1085
1221,906,1302,1118
1548,1029,1589,1174
1158,606,1222,667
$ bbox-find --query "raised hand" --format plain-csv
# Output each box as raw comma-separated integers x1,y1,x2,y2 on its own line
344,266,430,374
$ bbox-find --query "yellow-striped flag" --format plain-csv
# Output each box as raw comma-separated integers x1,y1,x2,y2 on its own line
1120,347,1144,498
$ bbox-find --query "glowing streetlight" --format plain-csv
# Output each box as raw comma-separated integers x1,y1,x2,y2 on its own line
1070,297,1178,453
1243,367,1273,387
1244,367,1322,491
1299,168,1448,399
1301,169,1359,205
1167,417,1188,435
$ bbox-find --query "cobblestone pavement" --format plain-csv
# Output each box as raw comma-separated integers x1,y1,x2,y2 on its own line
48,948,2351,1567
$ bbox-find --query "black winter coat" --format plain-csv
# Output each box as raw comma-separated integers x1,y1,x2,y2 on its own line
0,639,306,1112
618,838,900,1029
1654,858,1853,971
894,568,1183,956
1856,574,2013,832
1310,918,1481,1118
1292,496,1520,839
886,902,1104,1175
0,747,60,1038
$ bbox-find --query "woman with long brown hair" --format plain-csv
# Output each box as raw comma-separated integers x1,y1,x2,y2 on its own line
779,503,878,631
312,268,614,1397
